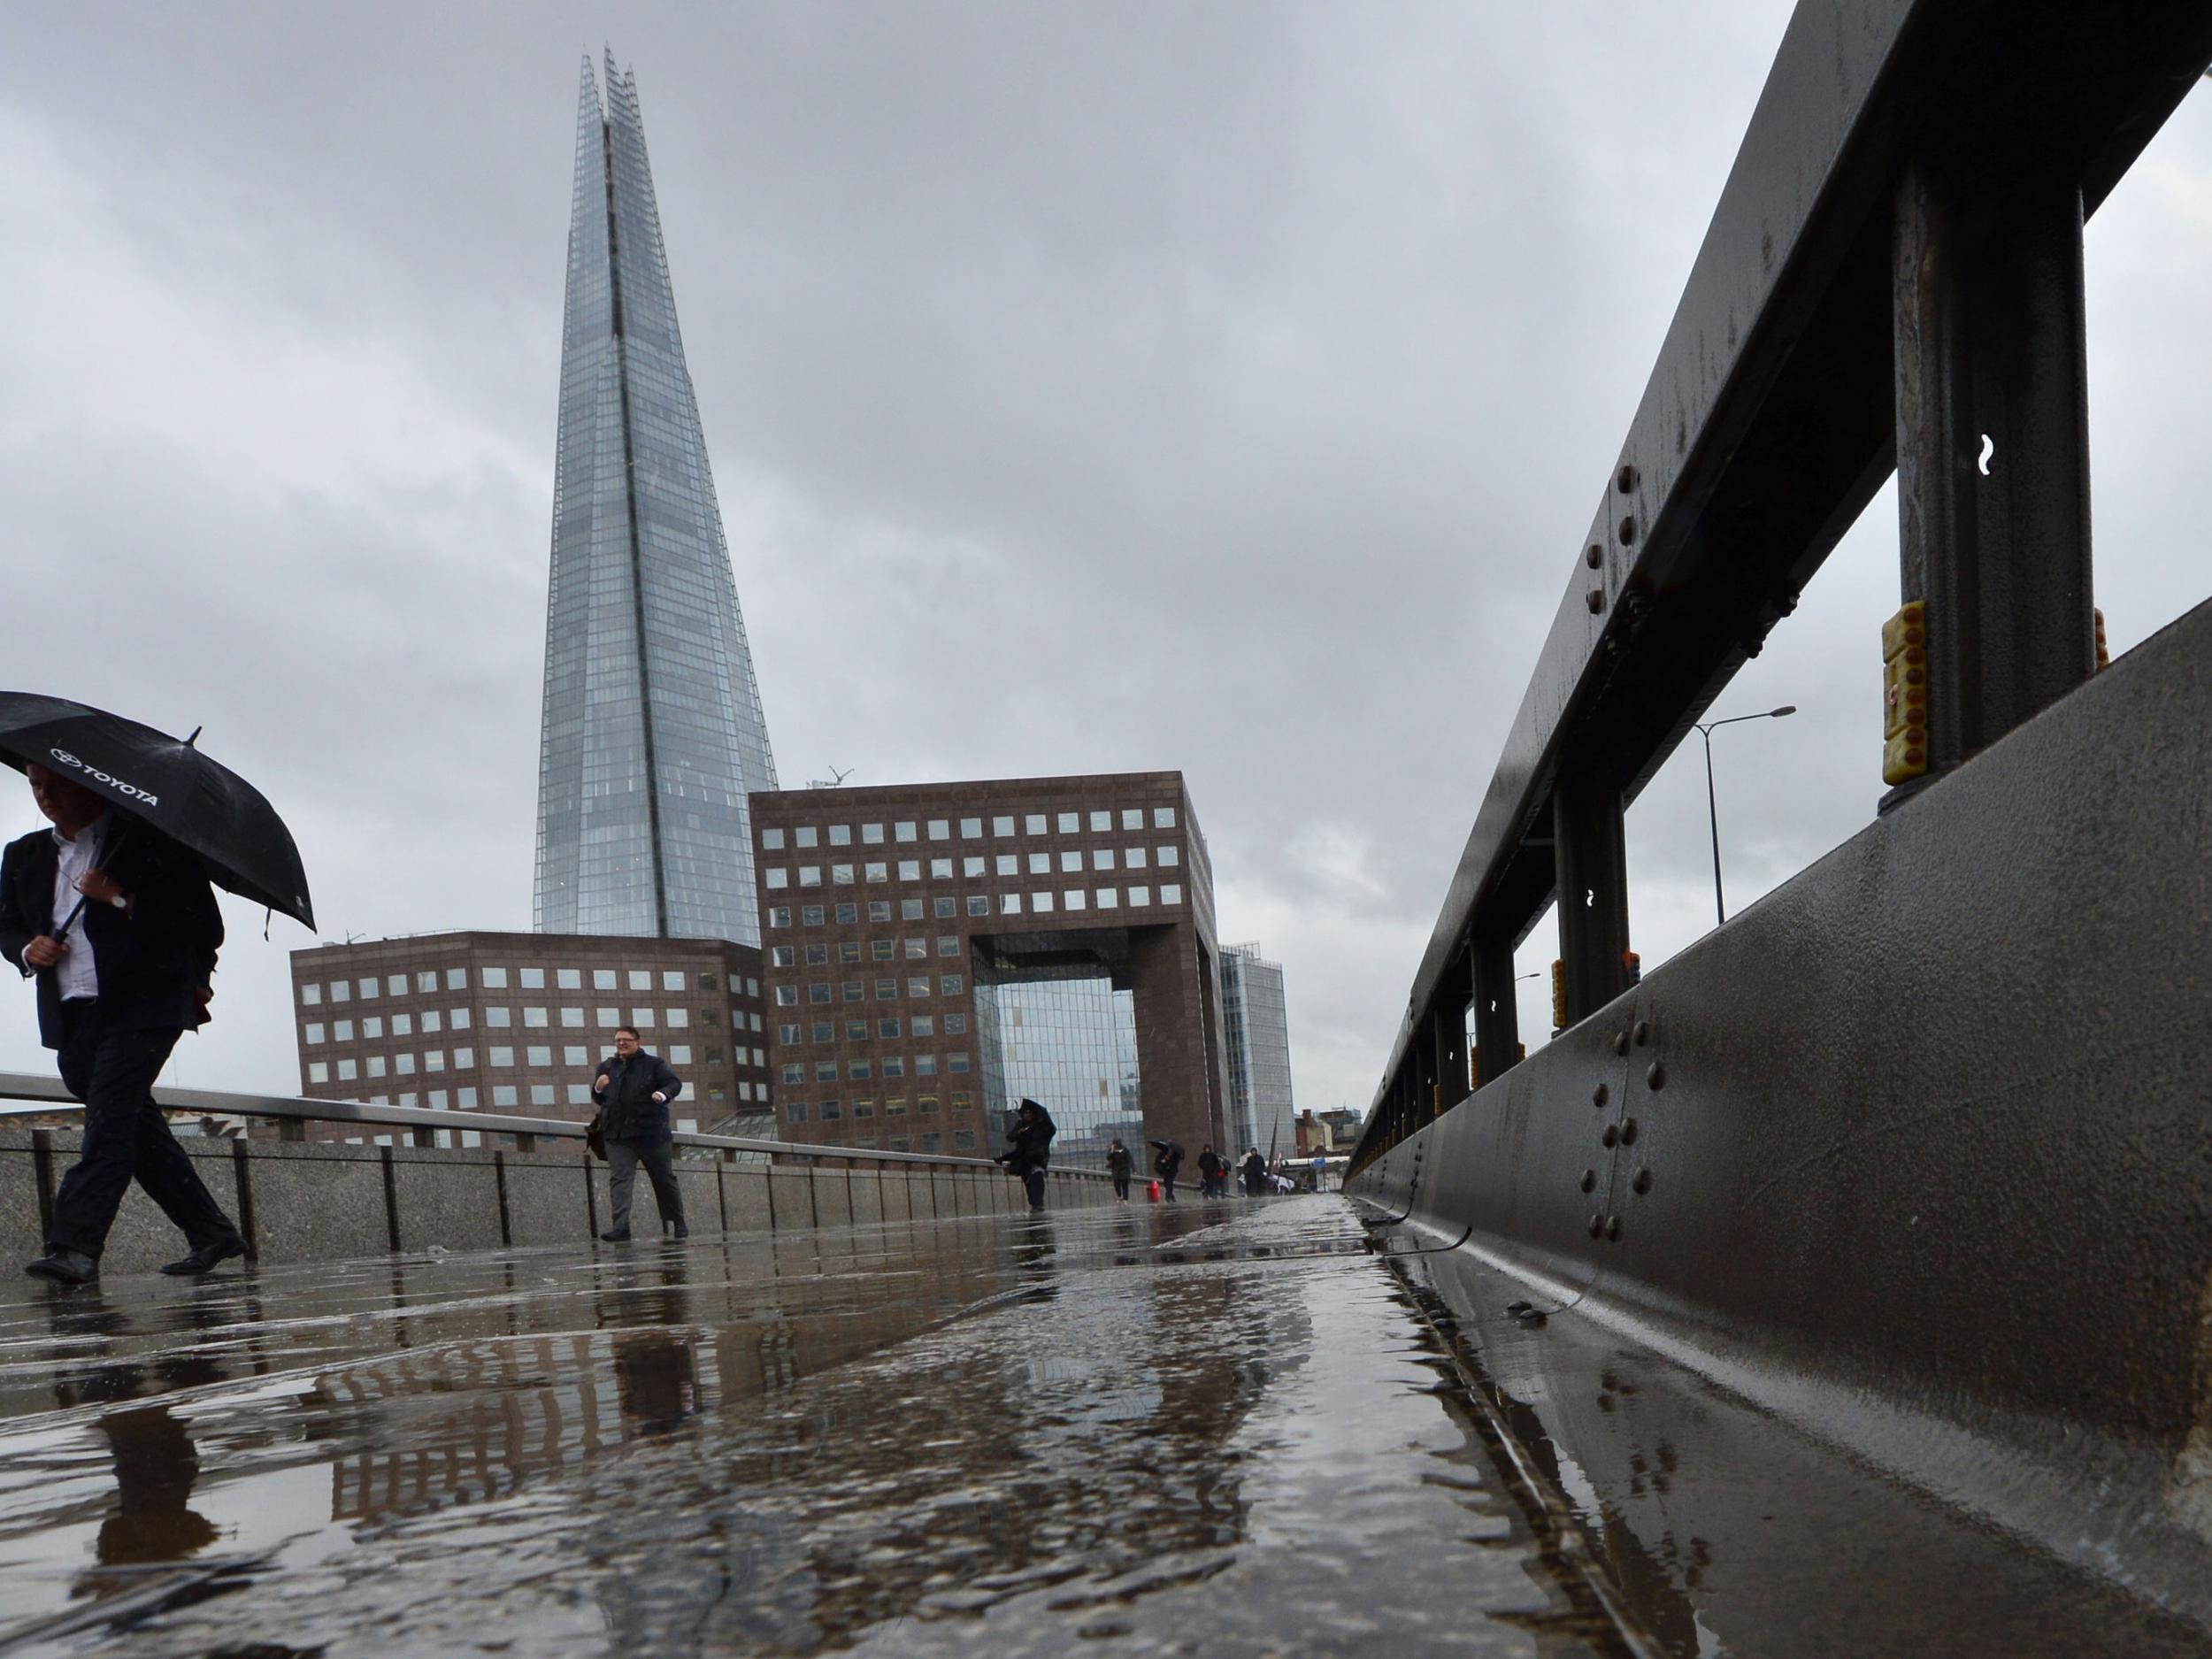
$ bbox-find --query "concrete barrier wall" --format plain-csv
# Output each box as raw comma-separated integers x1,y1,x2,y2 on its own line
0,1128,1111,1273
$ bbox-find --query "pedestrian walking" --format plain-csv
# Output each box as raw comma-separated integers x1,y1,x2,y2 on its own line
1107,1138,1133,1202
2,766,249,1284
1240,1148,1268,1196
1197,1144,1225,1198
590,1026,687,1241
1150,1138,1184,1201
1001,1097,1056,1210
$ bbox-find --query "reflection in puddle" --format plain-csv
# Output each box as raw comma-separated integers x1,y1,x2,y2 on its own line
0,1200,1603,1658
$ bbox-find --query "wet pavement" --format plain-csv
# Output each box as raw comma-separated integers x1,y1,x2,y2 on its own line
0,1196,1633,1658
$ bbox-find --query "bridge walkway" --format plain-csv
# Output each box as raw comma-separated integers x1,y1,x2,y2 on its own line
0,1195,1635,1659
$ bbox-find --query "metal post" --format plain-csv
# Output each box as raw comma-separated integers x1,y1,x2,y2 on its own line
1553,765,1632,1026
1471,932,1519,1089
1702,726,1726,925
1893,162,2094,791
1432,950,1472,1115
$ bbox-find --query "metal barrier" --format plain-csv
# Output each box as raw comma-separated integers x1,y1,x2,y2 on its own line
1352,0,2212,1169
0,1070,1078,1176
0,1072,1108,1274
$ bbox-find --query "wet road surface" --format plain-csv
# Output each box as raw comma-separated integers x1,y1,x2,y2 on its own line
0,1196,1632,1658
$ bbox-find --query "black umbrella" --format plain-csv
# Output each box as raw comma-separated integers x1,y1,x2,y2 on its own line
0,693,314,929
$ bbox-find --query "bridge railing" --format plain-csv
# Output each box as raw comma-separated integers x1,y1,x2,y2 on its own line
0,1072,1110,1272
1354,0,2212,1172
0,1070,1085,1177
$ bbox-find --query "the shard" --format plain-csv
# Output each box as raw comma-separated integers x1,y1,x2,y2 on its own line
534,52,778,945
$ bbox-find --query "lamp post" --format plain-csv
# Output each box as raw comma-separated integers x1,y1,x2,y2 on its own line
1694,706,1796,926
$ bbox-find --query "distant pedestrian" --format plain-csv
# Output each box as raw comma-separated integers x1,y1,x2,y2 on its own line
2,766,249,1285
1240,1148,1267,1196
1107,1138,1133,1202
1002,1097,1056,1210
1197,1144,1225,1198
591,1026,687,1241
1150,1138,1184,1202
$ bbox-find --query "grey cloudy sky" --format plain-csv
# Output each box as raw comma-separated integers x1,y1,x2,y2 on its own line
3,4,2209,1117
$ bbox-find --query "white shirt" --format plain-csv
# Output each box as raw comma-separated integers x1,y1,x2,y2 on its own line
46,815,112,1001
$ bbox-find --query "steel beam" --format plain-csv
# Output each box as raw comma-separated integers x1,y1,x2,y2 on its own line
1362,0,2212,1148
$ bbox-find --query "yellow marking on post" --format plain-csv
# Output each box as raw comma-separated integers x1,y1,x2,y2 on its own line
1883,602,1930,785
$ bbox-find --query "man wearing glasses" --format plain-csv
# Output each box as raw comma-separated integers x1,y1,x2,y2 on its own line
590,1025,687,1241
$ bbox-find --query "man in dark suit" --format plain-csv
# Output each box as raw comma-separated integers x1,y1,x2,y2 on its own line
590,1025,686,1241
0,764,247,1284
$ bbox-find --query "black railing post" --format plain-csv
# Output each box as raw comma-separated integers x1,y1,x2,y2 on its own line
1893,161,2095,795
1472,930,1519,1088
1553,766,1632,1026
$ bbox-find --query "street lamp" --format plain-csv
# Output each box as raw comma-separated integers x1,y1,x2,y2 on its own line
1694,705,1796,926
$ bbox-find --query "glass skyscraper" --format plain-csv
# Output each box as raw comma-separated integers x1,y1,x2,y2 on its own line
535,53,779,945
1221,944,1294,1158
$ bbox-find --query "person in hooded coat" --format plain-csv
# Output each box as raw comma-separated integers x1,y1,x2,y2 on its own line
1002,1096,1056,1210
1240,1148,1268,1196
1149,1137,1184,1201
1106,1138,1133,1202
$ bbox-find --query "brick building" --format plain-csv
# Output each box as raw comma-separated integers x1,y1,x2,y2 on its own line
750,772,1230,1162
288,932,767,1146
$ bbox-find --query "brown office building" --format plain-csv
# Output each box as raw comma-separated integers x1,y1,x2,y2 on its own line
750,772,1230,1164
288,932,768,1146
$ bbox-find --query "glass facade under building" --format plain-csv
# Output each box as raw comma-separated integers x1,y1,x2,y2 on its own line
976,975,1142,1173
1221,943,1294,1159
535,52,779,946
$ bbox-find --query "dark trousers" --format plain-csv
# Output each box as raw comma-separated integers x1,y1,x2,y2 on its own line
1111,1172,1131,1200
1022,1164,1047,1210
1159,1172,1177,1201
49,1001,235,1259
607,1137,684,1232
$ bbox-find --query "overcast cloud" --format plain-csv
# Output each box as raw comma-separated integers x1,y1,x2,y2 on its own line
3,4,2209,1118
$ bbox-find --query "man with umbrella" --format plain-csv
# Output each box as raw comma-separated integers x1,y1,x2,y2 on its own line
998,1097,1055,1211
0,694,311,1286
0,764,246,1283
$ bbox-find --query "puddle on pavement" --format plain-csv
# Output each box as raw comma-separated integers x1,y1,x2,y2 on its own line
0,1197,1619,1658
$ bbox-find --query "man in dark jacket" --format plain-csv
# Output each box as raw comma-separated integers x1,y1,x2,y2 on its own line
0,766,246,1284
1240,1148,1268,1196
1196,1144,1225,1198
590,1025,686,1241
1149,1138,1184,1202
1106,1138,1133,1202
1002,1097,1056,1210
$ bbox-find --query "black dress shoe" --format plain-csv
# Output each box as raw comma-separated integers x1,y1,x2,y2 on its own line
26,1248,96,1286
159,1236,248,1277
669,1224,690,1240
599,1227,632,1242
